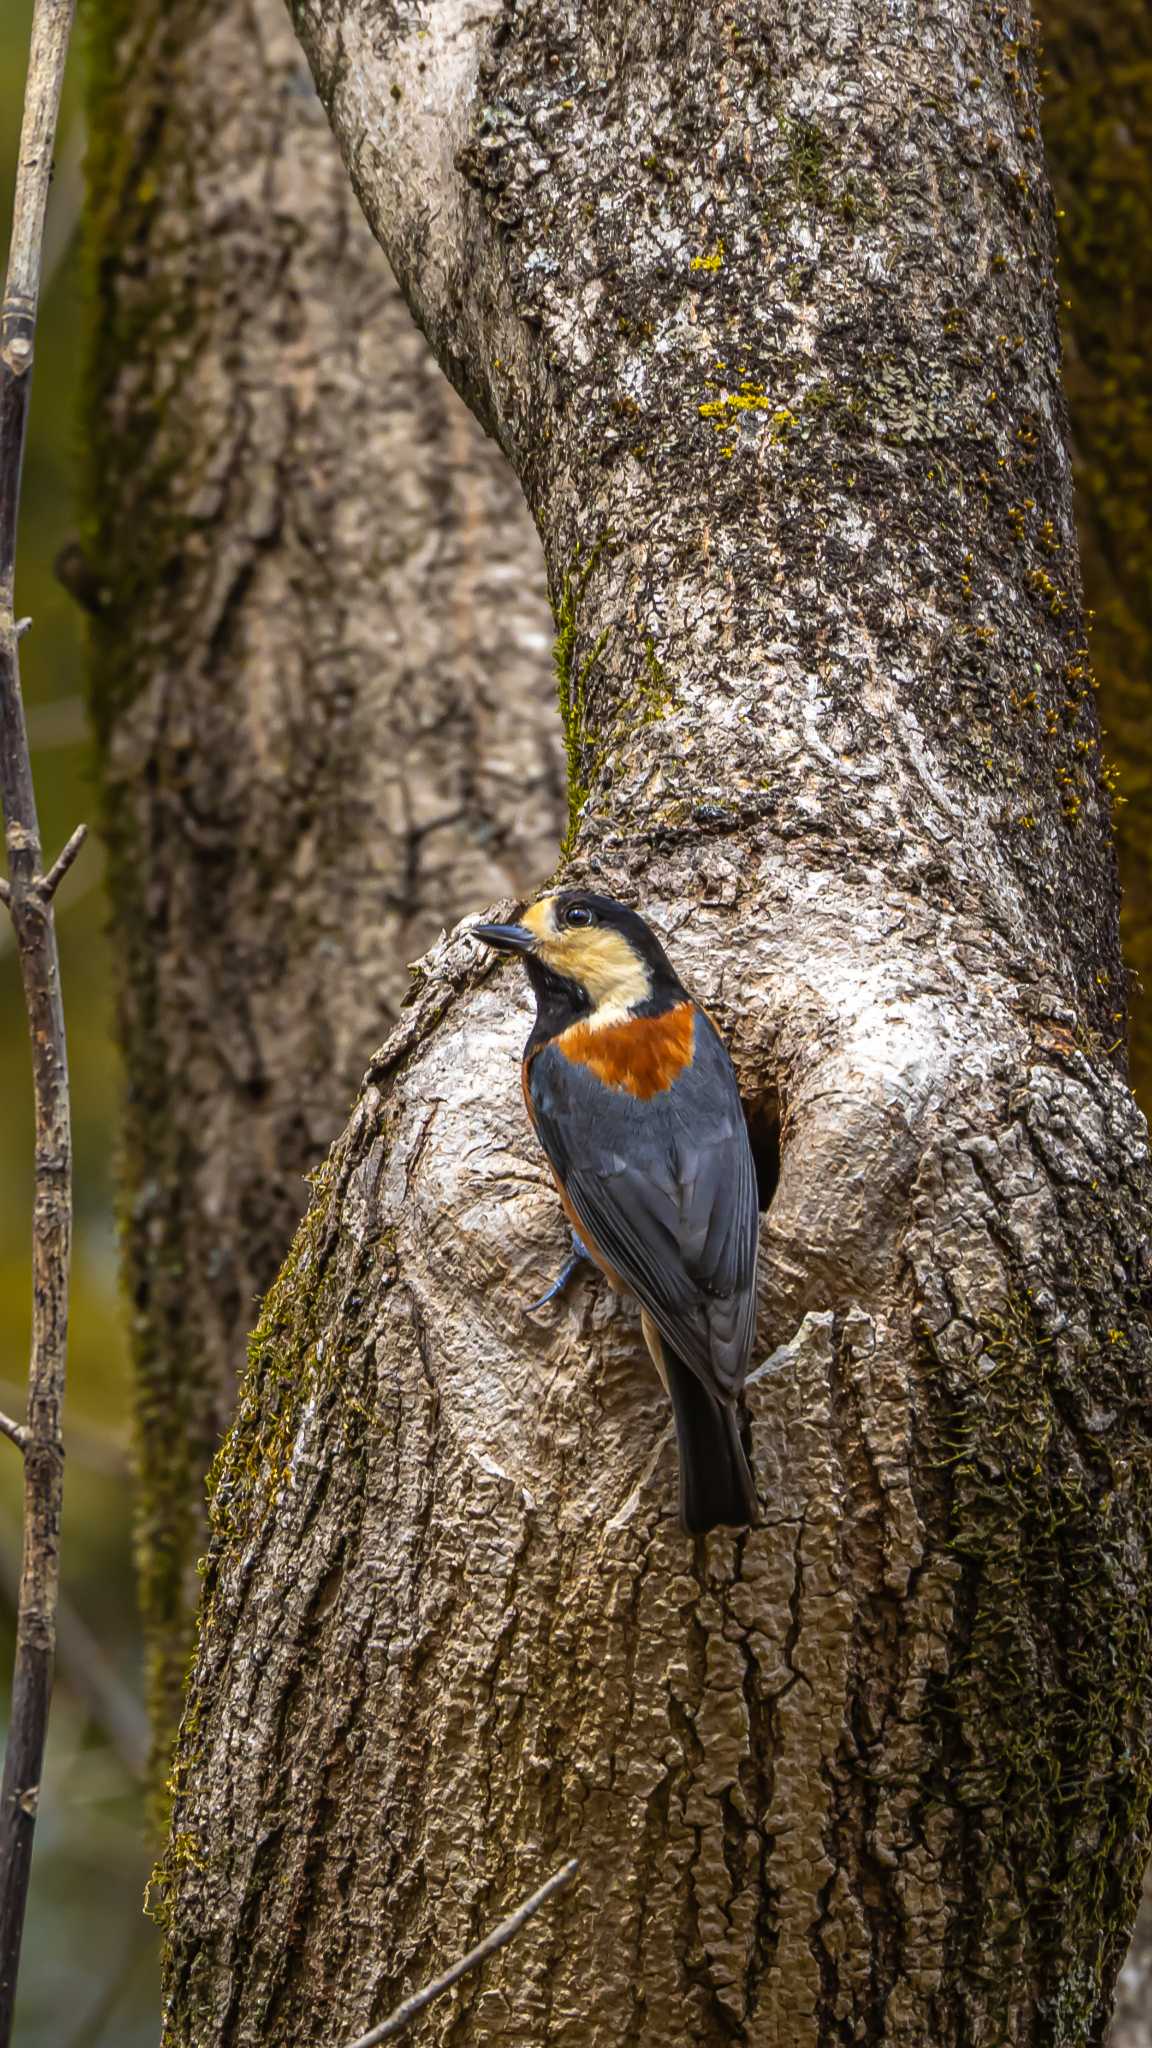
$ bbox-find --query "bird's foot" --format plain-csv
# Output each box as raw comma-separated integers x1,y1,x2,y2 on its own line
525,1232,592,1314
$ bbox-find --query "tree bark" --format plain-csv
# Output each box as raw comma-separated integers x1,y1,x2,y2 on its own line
156,2,1152,2042
84,0,561,1759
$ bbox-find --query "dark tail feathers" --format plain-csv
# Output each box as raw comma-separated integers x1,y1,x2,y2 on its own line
664,1348,757,1535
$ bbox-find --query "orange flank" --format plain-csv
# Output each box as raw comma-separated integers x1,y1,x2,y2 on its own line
557,1000,696,1098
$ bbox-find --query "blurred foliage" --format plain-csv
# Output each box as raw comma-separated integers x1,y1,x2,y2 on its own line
0,4,158,2043
1040,0,1152,1105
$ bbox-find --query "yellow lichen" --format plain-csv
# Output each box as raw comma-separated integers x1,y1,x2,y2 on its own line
690,240,724,272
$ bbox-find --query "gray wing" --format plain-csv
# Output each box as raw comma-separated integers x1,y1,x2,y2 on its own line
528,1012,758,1398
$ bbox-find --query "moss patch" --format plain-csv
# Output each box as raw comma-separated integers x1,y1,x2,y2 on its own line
783,116,830,207
551,535,614,854
924,1288,1152,2036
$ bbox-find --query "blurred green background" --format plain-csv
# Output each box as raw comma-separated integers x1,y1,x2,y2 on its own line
1,7,159,2042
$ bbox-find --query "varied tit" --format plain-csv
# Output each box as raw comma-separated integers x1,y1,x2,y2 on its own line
473,890,759,1535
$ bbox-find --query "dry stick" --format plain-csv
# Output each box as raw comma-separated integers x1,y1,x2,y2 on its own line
0,2,82,2043
341,1859,579,2048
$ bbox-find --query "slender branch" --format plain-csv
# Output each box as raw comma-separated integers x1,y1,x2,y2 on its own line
0,1415,27,1454
341,1859,579,2048
39,820,86,899
0,1,80,2041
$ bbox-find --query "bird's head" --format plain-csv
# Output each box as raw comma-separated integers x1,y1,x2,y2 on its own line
472,891,684,1024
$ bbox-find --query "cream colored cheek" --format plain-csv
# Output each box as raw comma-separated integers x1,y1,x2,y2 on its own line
522,897,560,943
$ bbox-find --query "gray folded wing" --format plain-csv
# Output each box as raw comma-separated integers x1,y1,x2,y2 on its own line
529,1014,758,1399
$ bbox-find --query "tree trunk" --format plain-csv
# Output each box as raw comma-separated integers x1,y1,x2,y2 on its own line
84,0,561,1759
155,2,1152,2041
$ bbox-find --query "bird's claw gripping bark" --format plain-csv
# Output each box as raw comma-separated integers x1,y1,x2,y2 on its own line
525,1232,591,1314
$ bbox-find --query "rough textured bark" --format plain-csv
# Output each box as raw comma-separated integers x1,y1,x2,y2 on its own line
84,0,561,1757
156,3,1152,2042
1039,0,1152,1109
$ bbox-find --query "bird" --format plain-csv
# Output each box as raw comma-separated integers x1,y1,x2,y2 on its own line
472,889,759,1534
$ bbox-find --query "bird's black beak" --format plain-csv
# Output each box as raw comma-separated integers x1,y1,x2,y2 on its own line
472,921,536,954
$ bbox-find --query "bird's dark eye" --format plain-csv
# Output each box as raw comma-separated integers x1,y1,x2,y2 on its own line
562,902,595,929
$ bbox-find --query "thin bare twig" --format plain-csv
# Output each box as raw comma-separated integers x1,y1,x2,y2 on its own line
0,0,82,2040
341,1859,578,2048
39,820,87,900
0,1414,27,1453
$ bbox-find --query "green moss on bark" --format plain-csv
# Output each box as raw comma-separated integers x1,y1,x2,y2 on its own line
551,537,613,853
150,1146,384,1921
924,1281,1152,2039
